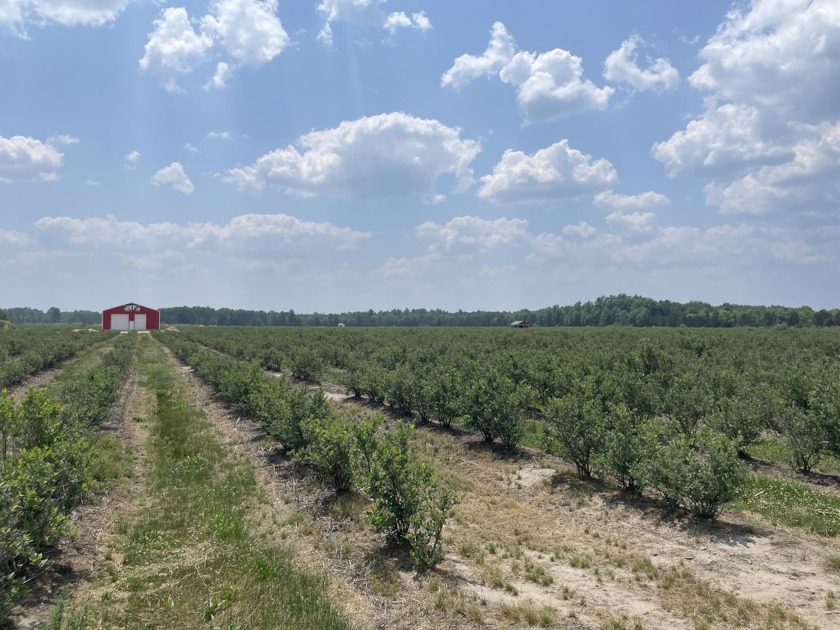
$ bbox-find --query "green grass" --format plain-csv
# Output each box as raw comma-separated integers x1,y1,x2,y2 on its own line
733,474,840,536
746,437,840,474
52,337,351,630
745,437,793,464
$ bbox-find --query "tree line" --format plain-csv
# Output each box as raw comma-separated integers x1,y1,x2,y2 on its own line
3,294,840,327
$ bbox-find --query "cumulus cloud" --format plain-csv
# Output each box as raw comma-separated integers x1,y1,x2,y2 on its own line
225,112,481,199
400,212,823,276
139,7,214,92
593,190,670,210
605,211,656,233
383,10,431,36
706,120,840,215
201,0,289,66
33,213,370,251
416,216,530,251
0,134,64,183
124,150,141,170
478,139,616,203
316,0,431,45
690,0,840,120
603,36,679,92
561,221,597,238
655,0,840,220
0,0,132,37
652,103,790,176
442,22,613,122
205,62,232,90
140,0,288,92
151,162,194,195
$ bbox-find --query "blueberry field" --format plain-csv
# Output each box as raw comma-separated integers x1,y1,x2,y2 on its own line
3,326,840,629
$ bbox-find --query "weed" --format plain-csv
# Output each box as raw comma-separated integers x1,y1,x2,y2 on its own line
733,474,840,536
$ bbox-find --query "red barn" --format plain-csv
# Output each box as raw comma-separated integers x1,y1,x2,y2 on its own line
102,302,160,331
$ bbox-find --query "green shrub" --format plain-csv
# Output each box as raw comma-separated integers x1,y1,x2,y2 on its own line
635,431,747,519
547,394,604,477
463,371,522,448
779,405,825,472
593,404,651,491
298,415,356,494
365,422,460,567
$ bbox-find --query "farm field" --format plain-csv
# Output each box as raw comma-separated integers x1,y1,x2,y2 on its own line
2,326,840,629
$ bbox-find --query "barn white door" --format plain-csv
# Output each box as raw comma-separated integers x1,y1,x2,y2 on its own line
135,314,147,331
111,314,129,330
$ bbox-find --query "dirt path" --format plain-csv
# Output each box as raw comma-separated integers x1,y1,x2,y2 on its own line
160,344,839,629
7,362,150,629
166,347,505,630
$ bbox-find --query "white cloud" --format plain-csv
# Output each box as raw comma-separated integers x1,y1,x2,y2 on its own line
603,36,679,92
0,0,132,37
397,213,809,278
316,0,432,46
594,190,670,210
605,211,656,233
139,7,214,93
771,240,834,265
0,228,30,245
441,21,519,88
184,143,200,155
48,134,80,145
561,221,597,238
317,0,385,26
416,216,530,251
317,21,333,46
124,150,141,170
225,112,481,199
205,62,232,90
706,120,840,215
383,11,431,36
201,0,288,66
655,0,840,221
151,162,195,195
442,22,613,122
478,139,616,203
690,0,840,120
208,130,233,140
33,213,370,251
377,253,442,278
0,135,64,183
140,0,288,91
652,104,790,176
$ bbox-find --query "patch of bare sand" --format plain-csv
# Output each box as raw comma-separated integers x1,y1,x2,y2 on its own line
157,347,840,629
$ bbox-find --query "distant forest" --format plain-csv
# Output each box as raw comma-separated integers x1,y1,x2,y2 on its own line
4,295,840,328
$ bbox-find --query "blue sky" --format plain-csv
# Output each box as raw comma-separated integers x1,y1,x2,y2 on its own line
2,0,839,312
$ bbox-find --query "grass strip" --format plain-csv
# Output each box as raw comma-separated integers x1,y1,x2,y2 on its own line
51,337,351,630
733,474,840,537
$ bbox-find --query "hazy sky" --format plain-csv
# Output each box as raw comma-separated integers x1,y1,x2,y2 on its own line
2,0,839,312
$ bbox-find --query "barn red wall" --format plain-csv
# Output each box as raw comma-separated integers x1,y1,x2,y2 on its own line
102,304,160,330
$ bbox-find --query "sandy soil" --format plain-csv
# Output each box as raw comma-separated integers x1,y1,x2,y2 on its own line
13,336,837,629
166,345,840,629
